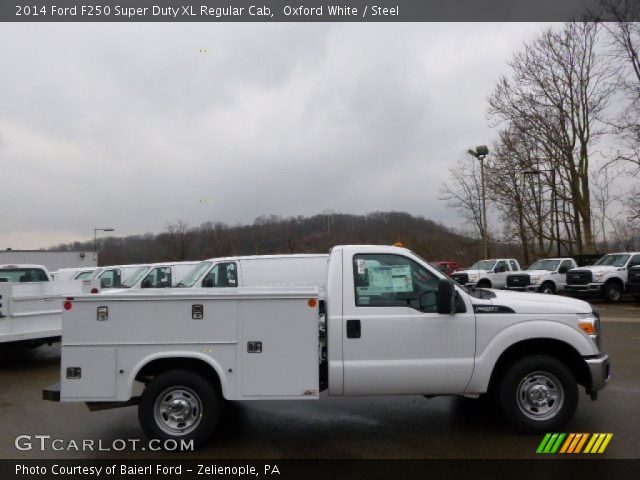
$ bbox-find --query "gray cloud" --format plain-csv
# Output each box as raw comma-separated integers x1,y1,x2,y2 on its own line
0,22,547,248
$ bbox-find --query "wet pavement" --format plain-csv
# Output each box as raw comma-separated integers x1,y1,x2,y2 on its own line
1,299,638,459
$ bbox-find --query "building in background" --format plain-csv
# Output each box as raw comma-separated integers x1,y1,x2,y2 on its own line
0,250,97,271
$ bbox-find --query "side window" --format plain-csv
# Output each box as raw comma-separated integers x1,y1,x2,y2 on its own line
628,255,640,268
353,254,440,312
509,260,518,271
202,262,237,288
99,269,121,288
495,261,508,273
141,267,172,288
560,260,573,272
74,271,94,280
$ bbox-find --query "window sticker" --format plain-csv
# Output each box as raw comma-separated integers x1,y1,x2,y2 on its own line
357,258,365,275
357,265,413,295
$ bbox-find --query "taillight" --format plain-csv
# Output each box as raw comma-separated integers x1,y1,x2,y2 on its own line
63,301,73,311
91,288,99,294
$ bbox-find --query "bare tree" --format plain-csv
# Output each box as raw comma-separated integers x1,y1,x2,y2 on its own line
488,22,616,254
440,154,491,256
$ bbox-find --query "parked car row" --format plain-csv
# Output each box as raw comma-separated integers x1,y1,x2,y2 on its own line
449,251,640,303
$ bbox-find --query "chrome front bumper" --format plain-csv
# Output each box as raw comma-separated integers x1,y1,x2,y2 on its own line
584,354,611,397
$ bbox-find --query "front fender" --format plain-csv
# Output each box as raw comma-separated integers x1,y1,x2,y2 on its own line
465,319,598,393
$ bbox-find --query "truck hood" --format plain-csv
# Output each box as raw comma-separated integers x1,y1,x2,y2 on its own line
516,270,550,276
455,269,488,276
571,265,622,274
473,288,592,314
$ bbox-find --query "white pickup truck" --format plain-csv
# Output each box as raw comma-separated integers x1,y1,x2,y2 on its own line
451,258,521,289
0,264,99,347
565,252,640,303
43,245,609,447
505,258,577,294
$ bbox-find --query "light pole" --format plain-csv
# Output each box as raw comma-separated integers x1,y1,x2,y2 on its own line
467,146,489,258
94,227,115,262
524,168,561,257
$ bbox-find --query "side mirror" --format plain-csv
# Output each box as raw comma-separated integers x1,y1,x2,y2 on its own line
100,278,112,288
437,278,456,315
558,266,568,274
140,277,152,288
202,277,215,288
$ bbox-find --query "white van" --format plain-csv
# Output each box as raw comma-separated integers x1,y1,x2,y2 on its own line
176,254,329,290
111,261,200,291
53,265,147,289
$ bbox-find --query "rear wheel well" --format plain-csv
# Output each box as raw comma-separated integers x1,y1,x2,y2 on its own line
478,279,492,288
488,339,589,393
135,357,222,394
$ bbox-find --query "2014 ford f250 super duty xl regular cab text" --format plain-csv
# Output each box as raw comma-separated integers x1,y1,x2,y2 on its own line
43,245,610,447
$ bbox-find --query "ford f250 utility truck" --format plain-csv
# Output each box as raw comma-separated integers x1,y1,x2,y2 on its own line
565,252,640,303
0,264,99,346
43,245,609,447
505,258,577,294
450,258,521,289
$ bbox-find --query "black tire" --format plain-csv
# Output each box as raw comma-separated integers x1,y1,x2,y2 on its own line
538,282,556,295
602,282,623,303
497,355,578,434
477,280,492,288
139,369,221,448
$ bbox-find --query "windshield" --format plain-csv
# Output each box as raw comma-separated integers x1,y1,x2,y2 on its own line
469,260,496,271
177,261,213,287
594,254,630,268
527,260,560,271
122,266,151,288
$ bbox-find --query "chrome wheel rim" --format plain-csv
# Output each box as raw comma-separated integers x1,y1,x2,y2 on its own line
516,371,564,421
154,386,202,435
608,287,621,301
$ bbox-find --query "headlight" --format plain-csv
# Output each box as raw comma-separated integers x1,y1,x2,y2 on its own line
469,274,479,283
593,271,606,282
578,312,601,350
530,275,542,284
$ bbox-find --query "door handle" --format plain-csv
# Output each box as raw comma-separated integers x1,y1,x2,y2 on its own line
346,319,361,339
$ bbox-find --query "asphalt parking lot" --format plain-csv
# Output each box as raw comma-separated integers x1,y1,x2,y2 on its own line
1,298,638,460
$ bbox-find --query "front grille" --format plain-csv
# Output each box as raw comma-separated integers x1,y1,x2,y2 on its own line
506,274,530,288
451,273,469,285
567,270,593,285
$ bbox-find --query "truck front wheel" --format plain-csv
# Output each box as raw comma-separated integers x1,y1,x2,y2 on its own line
139,369,221,448
603,282,623,303
538,282,555,295
498,355,578,433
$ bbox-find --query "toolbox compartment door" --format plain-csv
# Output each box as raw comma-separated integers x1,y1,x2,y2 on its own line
61,347,117,400
240,298,318,397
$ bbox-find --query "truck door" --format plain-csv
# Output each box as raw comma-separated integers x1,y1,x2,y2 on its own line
493,260,509,288
341,252,476,395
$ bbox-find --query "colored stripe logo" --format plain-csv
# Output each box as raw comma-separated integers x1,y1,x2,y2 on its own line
537,433,612,454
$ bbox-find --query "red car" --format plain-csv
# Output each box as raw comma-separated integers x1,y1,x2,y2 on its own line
430,261,462,275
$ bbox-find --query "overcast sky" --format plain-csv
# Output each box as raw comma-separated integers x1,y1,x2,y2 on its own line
0,22,552,249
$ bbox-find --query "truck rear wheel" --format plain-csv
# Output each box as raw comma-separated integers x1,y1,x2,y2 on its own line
603,282,622,303
498,355,577,433
139,369,221,448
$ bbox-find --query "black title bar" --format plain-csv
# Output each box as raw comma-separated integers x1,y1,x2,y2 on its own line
2,0,637,22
